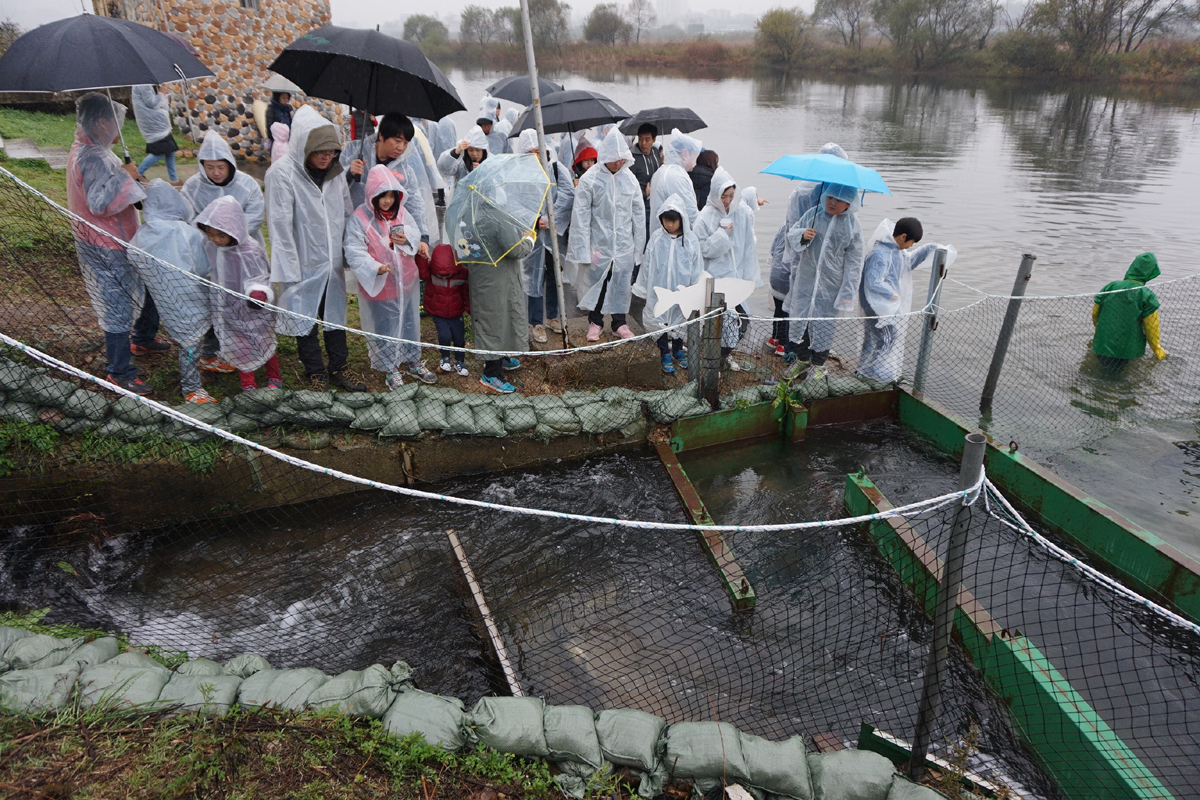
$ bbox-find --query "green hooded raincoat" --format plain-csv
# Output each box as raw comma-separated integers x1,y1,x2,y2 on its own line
1093,253,1161,360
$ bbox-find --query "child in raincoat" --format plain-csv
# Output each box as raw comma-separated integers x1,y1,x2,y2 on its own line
194,196,280,391
1092,252,1167,373
633,193,704,374
129,180,214,403
270,122,290,163
417,244,470,376
343,165,438,390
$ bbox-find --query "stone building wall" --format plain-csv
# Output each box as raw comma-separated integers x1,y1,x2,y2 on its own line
93,0,341,162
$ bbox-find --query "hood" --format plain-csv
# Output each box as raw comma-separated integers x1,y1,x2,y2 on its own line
705,167,737,215
574,146,597,166
479,96,501,121
365,164,406,209
664,129,703,171
505,108,519,125
270,122,290,141
195,195,250,247
197,130,236,170
75,92,126,147
517,128,540,154
464,125,490,153
596,127,632,167
819,142,848,160
741,186,758,209
141,179,191,223
820,182,859,206
1124,252,1160,283
658,192,693,238
291,105,343,181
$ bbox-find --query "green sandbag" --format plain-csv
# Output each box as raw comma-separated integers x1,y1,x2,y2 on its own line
290,400,355,427
555,761,607,800
544,704,603,767
220,412,257,433
598,386,638,402
417,386,465,404
637,390,669,404
93,417,164,440
646,386,708,423
177,657,224,676
223,653,271,678
885,776,951,800
662,721,750,782
416,398,449,431
237,667,329,711
379,401,420,438
719,386,767,410
1,633,85,671
560,391,596,408
351,403,391,431
177,402,227,427
0,626,33,661
529,394,566,411
576,399,640,434
382,687,466,750
536,405,581,434
68,637,119,670
79,651,171,709
807,751,896,800
337,392,379,409
795,375,829,404
468,696,549,757
827,374,874,397
504,405,537,434
596,708,666,772
0,361,33,391
284,390,334,413
307,662,411,719
533,423,565,440
111,395,163,426
0,400,38,424
158,672,243,715
52,415,96,435
741,733,812,800
473,404,506,437
7,374,70,406
443,402,478,435
253,408,290,427
461,394,493,407
0,664,80,712
490,393,529,409
380,384,419,404
232,387,288,413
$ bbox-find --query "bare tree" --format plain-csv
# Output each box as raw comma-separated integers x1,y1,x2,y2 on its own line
460,5,496,47
0,18,21,57
813,0,869,47
625,0,658,43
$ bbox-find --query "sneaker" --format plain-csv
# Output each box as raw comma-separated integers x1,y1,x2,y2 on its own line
774,344,786,357
547,318,563,334
105,373,153,396
198,356,236,373
130,339,171,356
439,357,453,373
726,355,743,372
454,362,469,377
386,371,405,391
676,351,689,370
408,362,438,385
307,373,330,392
530,324,548,343
661,354,675,374
807,364,828,382
586,323,602,342
767,337,778,348
502,357,521,372
785,356,811,380
267,377,284,389
331,371,366,392
479,375,515,394
184,389,218,404
241,380,258,392
614,324,635,339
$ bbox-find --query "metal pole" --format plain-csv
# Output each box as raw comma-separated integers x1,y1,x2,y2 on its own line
912,246,949,395
907,431,987,782
979,254,1036,416
518,0,571,349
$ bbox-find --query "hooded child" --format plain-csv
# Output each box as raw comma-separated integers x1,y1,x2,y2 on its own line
478,97,506,155
266,91,293,153
128,180,214,403
633,193,704,374
567,127,647,341
437,125,490,183
417,243,470,376
66,92,160,395
132,84,178,182
344,165,438,390
517,128,575,342
265,105,363,391
270,122,291,163
1091,252,1168,373
194,196,279,391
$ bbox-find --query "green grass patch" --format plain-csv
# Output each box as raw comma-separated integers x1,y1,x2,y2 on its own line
0,106,195,162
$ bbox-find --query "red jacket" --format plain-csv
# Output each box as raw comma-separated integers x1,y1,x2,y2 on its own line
418,243,469,319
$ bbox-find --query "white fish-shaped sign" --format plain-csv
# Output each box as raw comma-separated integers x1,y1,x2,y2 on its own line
652,271,757,320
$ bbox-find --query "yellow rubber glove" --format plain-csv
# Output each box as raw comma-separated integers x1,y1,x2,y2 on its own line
1143,311,1167,360
1091,303,1099,327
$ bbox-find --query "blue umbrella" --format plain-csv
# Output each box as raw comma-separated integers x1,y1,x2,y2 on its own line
760,153,891,195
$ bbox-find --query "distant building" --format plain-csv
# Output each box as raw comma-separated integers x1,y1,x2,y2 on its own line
656,0,689,25
92,0,338,161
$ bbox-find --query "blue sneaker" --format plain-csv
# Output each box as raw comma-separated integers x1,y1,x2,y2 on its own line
480,375,515,394
661,354,675,374
676,351,689,370
503,357,521,372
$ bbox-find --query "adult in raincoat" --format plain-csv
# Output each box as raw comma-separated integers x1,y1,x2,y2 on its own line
132,84,178,182
693,167,759,365
437,125,489,184
433,117,459,186
341,115,432,260
633,193,703,373
265,105,362,391
1092,252,1167,373
783,182,864,379
649,131,700,227
66,92,159,395
129,180,213,403
567,128,646,341
516,129,574,343
479,97,506,155
344,165,437,389
195,196,279,390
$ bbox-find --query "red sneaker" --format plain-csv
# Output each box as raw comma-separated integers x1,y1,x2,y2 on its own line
105,373,153,396
130,339,171,356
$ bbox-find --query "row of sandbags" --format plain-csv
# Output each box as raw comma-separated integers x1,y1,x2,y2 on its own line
0,627,945,800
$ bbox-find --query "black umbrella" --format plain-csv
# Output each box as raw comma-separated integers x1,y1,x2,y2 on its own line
485,75,564,107
508,89,629,137
268,25,465,122
617,106,706,136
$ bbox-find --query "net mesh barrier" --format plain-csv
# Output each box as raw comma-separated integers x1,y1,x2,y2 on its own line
2,164,1200,797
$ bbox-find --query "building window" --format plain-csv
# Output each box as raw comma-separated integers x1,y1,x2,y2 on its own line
240,0,260,10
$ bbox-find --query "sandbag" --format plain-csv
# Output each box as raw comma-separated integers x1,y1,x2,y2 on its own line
0,664,80,712
529,394,566,411
93,417,164,440
68,637,120,670
469,696,549,757
177,401,227,427
351,403,391,431
0,626,33,660
236,667,328,711
461,394,493,407
576,399,640,434
52,415,96,435
473,404,506,437
220,412,257,433
827,374,874,397
719,386,767,410
1,633,85,671
382,687,467,750
9,374,77,407
444,402,479,435
379,401,421,438
0,361,33,391
560,391,596,408
158,671,242,715
283,390,335,413
544,704,603,767
535,405,581,434
290,400,355,427
416,398,449,431
60,388,110,421
503,405,537,434
490,393,530,409
0,400,38,424
79,651,171,709
794,376,829,404
596,708,666,772
177,657,224,676
662,721,749,782
112,395,163,426
307,662,411,719
741,733,812,800
223,653,272,678
885,776,951,800
417,386,464,404
555,760,608,799
646,386,710,423
807,751,895,800
337,393,379,409
598,386,639,402
533,423,567,440
380,384,419,403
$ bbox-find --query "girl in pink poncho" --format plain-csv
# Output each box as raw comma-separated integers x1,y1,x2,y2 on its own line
269,122,290,163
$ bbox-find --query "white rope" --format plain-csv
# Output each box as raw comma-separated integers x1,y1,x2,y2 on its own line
0,165,716,359
0,331,976,533
982,479,1200,637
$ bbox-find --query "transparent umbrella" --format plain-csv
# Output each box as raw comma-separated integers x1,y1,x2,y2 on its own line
446,154,550,267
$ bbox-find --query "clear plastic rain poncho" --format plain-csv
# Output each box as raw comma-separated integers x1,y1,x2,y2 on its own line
195,196,277,372
341,132,430,243
649,130,702,226
516,129,574,298
128,180,211,348
434,118,459,166
768,142,848,301
494,108,518,151
131,85,171,145
437,125,490,184
633,192,704,338
181,130,266,249
343,165,423,372
66,92,147,333
740,187,760,222
402,123,446,236
447,153,547,267
567,128,646,315
265,105,353,338
784,182,864,353
694,167,759,286
479,97,506,155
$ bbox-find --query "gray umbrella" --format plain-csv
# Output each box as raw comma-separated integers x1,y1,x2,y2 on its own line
507,89,629,137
